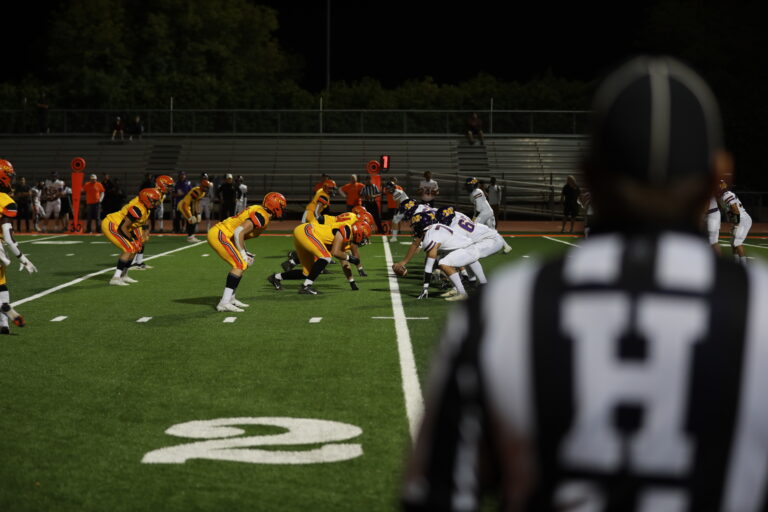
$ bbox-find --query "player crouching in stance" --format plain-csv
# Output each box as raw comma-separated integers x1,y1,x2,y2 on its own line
130,174,175,270
102,188,161,286
208,192,287,312
268,217,371,294
0,159,38,333
719,180,752,265
178,178,212,242
411,211,487,302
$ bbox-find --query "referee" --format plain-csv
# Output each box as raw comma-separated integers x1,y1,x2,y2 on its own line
360,175,384,234
403,56,768,511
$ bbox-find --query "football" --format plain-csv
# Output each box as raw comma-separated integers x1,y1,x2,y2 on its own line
392,263,408,277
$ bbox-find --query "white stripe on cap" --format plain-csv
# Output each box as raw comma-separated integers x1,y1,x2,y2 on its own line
648,59,672,184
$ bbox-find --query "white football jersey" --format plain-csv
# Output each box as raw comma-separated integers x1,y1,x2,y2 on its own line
470,188,493,216
391,188,408,203
448,211,497,243
721,191,748,217
422,223,473,253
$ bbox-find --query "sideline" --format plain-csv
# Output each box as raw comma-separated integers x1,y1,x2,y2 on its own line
12,242,204,307
382,238,424,441
543,235,580,248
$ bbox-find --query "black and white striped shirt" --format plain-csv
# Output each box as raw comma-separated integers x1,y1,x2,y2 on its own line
361,183,380,203
404,230,768,511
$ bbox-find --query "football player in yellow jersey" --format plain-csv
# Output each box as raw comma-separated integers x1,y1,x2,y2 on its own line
301,179,336,223
207,192,287,312
0,160,38,334
177,178,211,242
267,218,372,294
129,174,175,271
102,188,161,286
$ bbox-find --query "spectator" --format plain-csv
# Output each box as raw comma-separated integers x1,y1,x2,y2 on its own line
128,115,144,142
235,175,248,214
360,175,385,234
487,176,503,222
36,94,49,134
560,174,581,233
138,173,153,192
466,111,484,146
217,173,237,219
173,171,192,233
83,174,105,233
111,116,125,141
339,174,364,211
416,170,439,207
12,177,32,232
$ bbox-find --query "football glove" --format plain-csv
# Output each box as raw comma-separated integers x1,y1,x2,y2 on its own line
347,254,360,265
417,288,429,300
19,255,38,274
245,251,255,266
187,215,197,224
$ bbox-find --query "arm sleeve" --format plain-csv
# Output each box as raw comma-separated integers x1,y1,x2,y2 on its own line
2,222,22,257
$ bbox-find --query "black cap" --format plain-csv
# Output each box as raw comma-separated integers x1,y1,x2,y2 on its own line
590,56,723,185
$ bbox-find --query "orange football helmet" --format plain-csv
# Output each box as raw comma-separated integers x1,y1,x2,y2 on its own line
200,179,212,189
155,174,175,194
0,159,15,189
263,192,287,219
351,220,372,245
351,205,368,217
357,211,375,232
322,179,337,196
139,188,162,209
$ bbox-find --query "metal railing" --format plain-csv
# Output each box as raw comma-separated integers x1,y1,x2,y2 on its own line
0,108,592,136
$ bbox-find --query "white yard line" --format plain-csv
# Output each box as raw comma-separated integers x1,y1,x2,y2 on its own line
382,238,424,441
543,235,580,248
18,234,67,244
743,243,768,249
12,243,203,307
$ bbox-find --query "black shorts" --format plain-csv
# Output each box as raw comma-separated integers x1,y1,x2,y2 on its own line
563,202,578,217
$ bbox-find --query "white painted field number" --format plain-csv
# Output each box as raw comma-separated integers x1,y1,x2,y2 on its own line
142,417,363,464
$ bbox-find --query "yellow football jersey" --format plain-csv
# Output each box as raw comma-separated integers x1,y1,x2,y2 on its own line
305,188,330,217
306,219,353,247
316,212,357,227
105,196,151,231
177,186,206,214
216,205,271,239
0,193,17,241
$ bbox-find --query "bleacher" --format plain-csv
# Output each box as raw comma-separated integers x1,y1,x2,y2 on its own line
0,135,588,218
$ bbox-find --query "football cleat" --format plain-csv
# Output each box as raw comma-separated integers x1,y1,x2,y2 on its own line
440,288,459,298
186,236,199,243
230,298,250,308
299,284,320,295
445,293,469,302
389,236,397,242
357,268,368,277
281,259,295,272
132,263,153,270
267,274,283,290
216,302,244,313
350,281,359,291
503,244,512,254
0,326,9,335
122,275,139,283
109,276,130,286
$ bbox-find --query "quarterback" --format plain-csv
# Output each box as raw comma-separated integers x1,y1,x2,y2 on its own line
0,159,38,334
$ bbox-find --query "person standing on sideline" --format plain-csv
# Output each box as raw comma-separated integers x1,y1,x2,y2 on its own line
235,175,248,214
360,175,384,234
339,174,364,212
560,174,581,233
217,173,237,219
417,171,439,207
12,177,32,232
403,56,768,511
487,176,503,222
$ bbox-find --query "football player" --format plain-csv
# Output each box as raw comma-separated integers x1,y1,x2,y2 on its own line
466,177,512,253
410,211,486,302
177,178,212,242
384,180,409,242
0,159,38,334
719,180,752,265
302,178,336,223
208,192,286,312
268,218,371,294
102,188,161,286
705,194,721,255
391,199,437,273
131,174,175,270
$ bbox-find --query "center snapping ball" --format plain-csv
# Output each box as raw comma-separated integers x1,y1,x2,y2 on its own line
392,263,408,277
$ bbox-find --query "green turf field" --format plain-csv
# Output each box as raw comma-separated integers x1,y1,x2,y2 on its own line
1,232,767,511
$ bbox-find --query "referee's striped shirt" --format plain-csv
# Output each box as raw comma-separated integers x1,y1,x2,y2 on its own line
360,183,380,202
